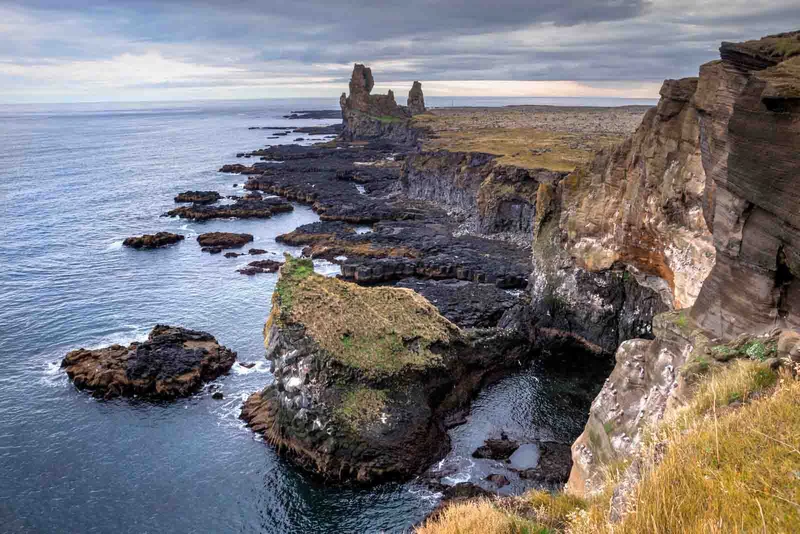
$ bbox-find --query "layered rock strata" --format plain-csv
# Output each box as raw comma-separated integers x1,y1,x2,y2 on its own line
62,325,236,399
567,31,800,498
240,257,531,483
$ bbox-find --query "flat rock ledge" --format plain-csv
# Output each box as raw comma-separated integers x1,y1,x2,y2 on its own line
196,232,253,253
240,257,532,484
62,325,236,399
122,232,184,249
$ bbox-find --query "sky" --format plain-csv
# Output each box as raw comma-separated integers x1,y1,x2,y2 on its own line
0,0,797,103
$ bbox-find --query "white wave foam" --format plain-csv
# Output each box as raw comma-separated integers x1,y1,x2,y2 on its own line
231,360,270,375
103,240,124,252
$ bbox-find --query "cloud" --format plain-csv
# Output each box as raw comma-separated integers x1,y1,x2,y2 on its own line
0,0,796,102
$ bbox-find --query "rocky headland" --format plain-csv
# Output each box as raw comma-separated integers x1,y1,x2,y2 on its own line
240,257,532,482
62,325,236,399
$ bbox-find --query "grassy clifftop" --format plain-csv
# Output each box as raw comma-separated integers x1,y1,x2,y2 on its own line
418,359,800,533
272,256,462,378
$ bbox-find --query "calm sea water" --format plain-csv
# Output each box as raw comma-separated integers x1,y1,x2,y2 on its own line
0,97,644,533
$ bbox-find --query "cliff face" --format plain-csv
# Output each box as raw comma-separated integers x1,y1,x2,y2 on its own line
529,77,714,354
567,31,800,498
692,33,800,339
339,64,424,144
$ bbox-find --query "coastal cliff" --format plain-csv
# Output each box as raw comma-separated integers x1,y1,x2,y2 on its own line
565,30,800,509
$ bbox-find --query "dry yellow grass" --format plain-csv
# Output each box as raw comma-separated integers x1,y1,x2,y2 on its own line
274,256,461,377
416,499,547,534
420,127,621,172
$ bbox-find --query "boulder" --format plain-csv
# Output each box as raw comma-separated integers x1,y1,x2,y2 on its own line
123,232,184,249
197,232,253,249
174,191,221,204
62,325,236,400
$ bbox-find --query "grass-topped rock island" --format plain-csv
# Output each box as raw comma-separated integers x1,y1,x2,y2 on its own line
240,256,532,482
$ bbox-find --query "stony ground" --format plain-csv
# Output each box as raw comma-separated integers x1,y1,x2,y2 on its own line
414,105,650,171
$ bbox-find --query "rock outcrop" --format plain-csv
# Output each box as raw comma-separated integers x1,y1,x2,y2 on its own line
567,31,800,498
528,76,715,354
123,232,184,249
240,257,531,483
62,325,236,399
166,197,293,220
174,191,221,204
196,232,253,253
407,81,426,115
339,64,423,144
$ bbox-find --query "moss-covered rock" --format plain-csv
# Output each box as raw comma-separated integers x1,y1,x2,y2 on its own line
241,256,532,483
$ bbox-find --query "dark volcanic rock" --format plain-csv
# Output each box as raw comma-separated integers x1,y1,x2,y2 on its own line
485,474,511,487
219,163,263,174
174,191,221,204
123,232,184,249
517,442,572,485
473,436,520,460
284,110,342,120
62,325,236,399
240,258,533,484
248,248,267,255
166,197,293,220
237,259,283,276
396,279,519,328
293,124,343,135
197,232,253,249
224,252,243,258
212,391,224,400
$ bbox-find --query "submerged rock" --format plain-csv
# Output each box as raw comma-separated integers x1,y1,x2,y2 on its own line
473,436,520,460
62,325,236,400
197,232,253,249
122,232,184,249
237,259,283,276
240,257,532,483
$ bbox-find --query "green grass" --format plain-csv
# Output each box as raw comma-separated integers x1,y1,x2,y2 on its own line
274,256,460,378
336,387,388,431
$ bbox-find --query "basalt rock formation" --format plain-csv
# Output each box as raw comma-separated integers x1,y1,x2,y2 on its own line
196,232,253,252
62,325,236,399
123,232,184,249
407,81,426,115
174,191,221,204
240,257,531,483
339,64,424,144
166,197,293,221
567,31,800,499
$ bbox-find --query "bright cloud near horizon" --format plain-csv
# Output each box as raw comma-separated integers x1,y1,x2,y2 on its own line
0,0,796,103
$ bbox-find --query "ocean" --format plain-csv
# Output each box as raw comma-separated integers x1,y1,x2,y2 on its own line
0,96,651,533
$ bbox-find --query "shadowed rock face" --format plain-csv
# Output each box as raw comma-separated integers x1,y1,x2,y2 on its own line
691,31,800,339
62,325,236,399
339,64,423,144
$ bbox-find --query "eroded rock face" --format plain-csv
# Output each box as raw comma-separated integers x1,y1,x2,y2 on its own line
529,76,715,353
691,32,800,339
339,64,422,144
240,258,531,483
62,325,236,399
123,232,184,249
567,31,800,499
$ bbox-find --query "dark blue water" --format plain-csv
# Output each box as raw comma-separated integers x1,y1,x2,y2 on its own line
0,97,630,533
